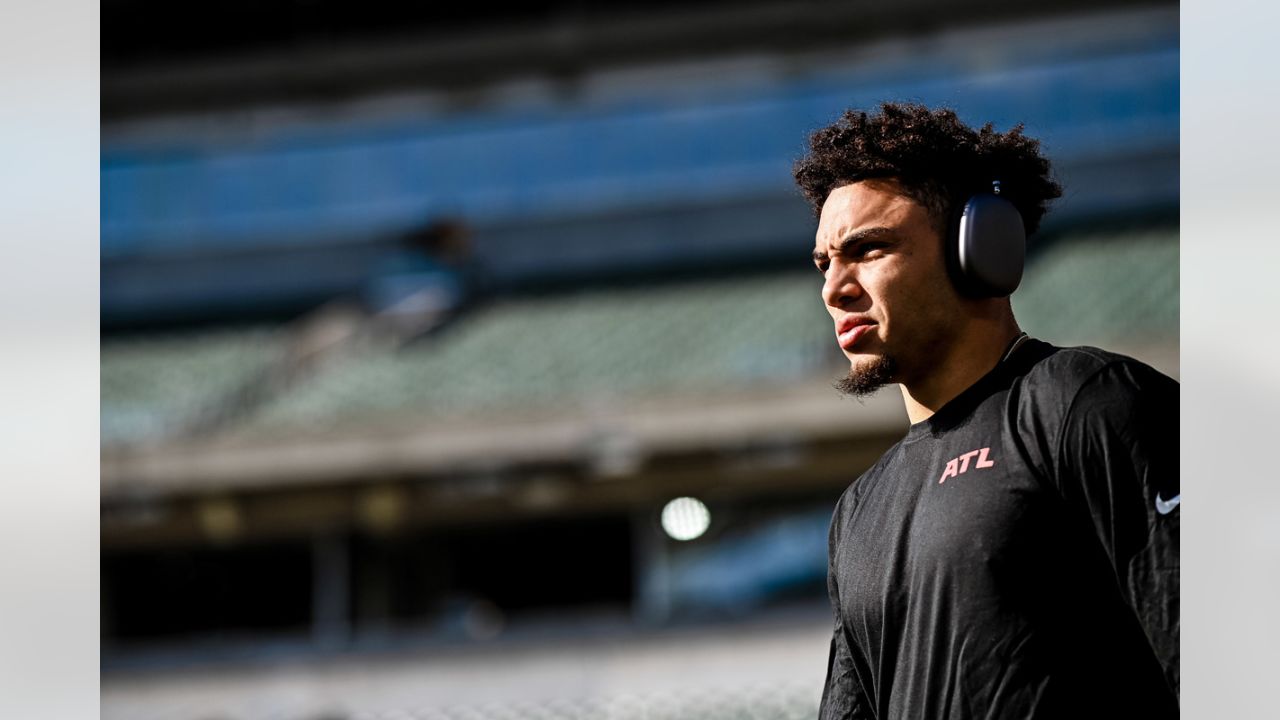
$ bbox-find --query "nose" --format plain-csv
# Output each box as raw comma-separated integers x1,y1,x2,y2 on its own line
822,263,863,309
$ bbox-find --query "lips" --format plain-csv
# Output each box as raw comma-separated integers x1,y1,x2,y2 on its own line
835,317,876,351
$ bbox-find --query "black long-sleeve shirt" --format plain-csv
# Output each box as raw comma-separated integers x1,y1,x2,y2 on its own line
819,340,1179,719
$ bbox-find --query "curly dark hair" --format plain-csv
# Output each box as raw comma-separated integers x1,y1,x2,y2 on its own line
793,102,1062,235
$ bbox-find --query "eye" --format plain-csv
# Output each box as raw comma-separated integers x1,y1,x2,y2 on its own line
852,242,889,259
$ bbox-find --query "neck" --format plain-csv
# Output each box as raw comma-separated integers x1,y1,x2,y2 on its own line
899,314,1023,425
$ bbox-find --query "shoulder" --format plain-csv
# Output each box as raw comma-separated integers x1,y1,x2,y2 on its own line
829,441,905,542
1024,343,1144,387
1012,341,1177,469
1018,342,1177,416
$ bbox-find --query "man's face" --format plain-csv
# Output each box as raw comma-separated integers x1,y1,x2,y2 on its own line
813,179,963,395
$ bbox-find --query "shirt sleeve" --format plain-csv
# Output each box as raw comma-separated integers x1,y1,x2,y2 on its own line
819,512,875,720
819,613,873,719
1055,361,1179,696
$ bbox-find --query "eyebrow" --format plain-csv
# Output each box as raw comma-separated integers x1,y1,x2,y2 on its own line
812,226,897,263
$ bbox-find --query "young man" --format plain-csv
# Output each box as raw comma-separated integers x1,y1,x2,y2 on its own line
794,103,1178,718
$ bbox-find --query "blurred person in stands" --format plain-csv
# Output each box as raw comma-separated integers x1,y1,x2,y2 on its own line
365,217,476,337
794,103,1178,719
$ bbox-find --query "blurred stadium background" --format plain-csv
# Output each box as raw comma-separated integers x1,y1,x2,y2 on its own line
100,1,1178,718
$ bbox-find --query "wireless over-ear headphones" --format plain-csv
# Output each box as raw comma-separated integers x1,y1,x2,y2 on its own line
946,180,1026,298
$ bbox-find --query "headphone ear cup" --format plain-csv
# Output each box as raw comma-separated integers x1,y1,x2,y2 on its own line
950,194,1026,297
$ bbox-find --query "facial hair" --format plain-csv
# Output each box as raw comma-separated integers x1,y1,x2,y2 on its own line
834,354,897,398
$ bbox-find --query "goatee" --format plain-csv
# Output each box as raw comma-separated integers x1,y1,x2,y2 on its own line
834,355,897,398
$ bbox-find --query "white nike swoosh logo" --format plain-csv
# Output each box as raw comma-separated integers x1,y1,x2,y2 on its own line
1155,493,1180,515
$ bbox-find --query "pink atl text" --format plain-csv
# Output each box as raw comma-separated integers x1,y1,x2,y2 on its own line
939,448,995,483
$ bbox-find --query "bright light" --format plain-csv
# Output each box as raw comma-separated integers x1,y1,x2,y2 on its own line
660,496,711,541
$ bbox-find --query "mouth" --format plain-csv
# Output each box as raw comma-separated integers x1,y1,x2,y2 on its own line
836,320,876,351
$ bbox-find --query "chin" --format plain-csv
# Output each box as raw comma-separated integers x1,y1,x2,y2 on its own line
835,353,898,398
846,349,888,371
